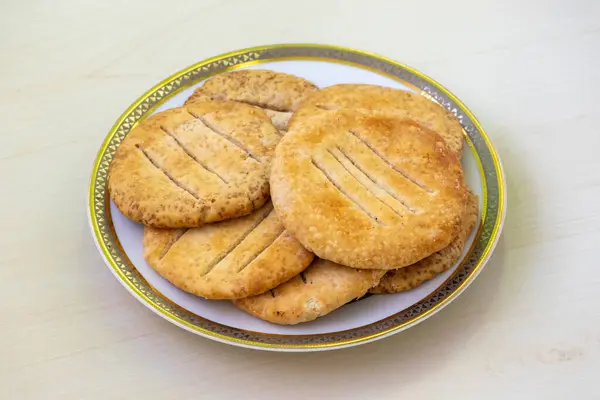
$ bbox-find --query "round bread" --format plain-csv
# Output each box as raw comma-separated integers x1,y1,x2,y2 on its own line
108,101,281,228
185,69,318,132
289,84,464,153
271,110,468,270
143,202,314,299
371,190,479,293
234,258,385,325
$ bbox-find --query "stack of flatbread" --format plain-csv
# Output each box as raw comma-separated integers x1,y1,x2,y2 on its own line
108,70,478,325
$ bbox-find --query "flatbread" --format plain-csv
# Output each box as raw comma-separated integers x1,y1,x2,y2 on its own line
143,202,314,299
371,190,479,293
270,109,468,269
185,69,318,132
108,101,281,228
289,84,464,153
234,259,385,325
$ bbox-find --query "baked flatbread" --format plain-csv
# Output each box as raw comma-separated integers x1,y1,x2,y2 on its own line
185,69,318,132
270,110,468,269
371,190,479,293
234,258,385,325
108,101,280,227
143,202,314,299
289,84,464,153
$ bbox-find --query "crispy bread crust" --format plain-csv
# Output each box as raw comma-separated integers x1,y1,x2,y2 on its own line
234,259,385,325
289,84,464,153
143,203,314,299
185,70,318,132
108,101,280,227
371,190,479,293
271,110,467,269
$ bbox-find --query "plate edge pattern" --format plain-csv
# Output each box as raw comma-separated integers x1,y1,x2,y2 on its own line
88,44,505,349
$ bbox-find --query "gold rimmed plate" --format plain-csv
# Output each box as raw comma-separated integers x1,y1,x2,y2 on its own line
88,44,506,351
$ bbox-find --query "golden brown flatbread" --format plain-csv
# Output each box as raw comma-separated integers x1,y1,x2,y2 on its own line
185,69,318,132
270,109,468,270
234,259,385,325
289,84,464,153
108,101,281,228
371,190,479,293
143,202,314,299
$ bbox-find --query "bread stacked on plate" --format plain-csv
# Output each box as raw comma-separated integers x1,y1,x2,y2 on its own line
108,70,478,325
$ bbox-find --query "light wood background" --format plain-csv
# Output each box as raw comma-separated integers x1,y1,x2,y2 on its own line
1,0,599,398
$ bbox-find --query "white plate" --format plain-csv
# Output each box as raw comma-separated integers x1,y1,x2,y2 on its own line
88,44,506,351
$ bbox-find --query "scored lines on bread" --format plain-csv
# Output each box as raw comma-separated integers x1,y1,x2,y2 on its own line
308,127,442,225
135,144,201,199
187,111,262,163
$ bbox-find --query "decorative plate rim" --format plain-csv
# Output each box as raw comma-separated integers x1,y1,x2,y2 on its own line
88,43,506,352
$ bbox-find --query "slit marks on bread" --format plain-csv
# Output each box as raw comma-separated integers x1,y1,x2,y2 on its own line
200,205,273,276
327,146,415,215
135,144,200,200
310,158,385,226
187,111,261,163
159,126,228,184
237,228,285,273
159,229,189,260
348,128,434,194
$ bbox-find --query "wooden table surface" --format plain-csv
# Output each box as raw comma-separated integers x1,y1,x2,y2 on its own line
1,0,599,398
